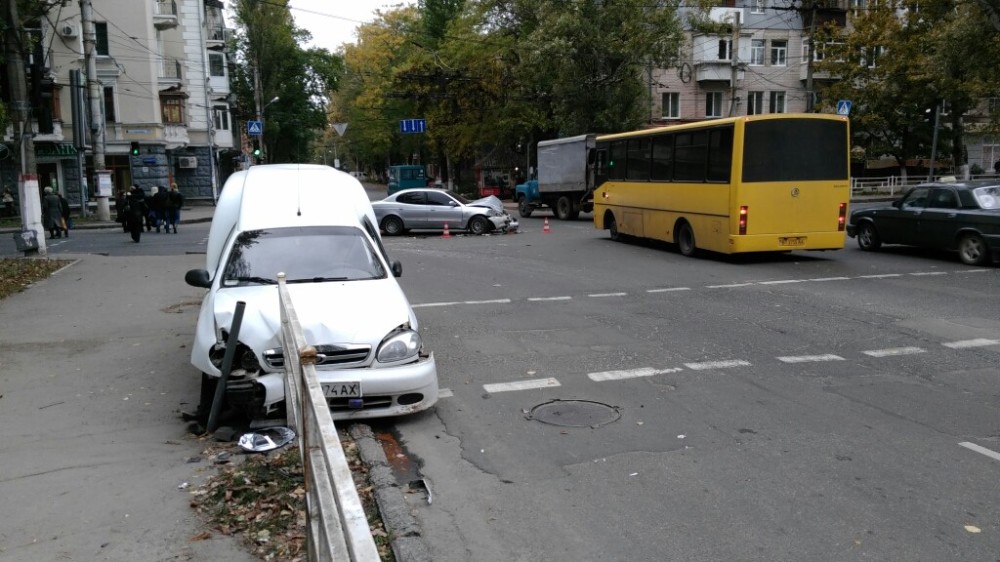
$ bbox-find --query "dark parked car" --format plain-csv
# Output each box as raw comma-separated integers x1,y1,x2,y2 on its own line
372,188,518,236
846,180,1000,266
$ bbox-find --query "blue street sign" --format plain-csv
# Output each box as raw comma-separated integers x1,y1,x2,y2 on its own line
399,118,426,134
836,100,852,116
247,120,263,136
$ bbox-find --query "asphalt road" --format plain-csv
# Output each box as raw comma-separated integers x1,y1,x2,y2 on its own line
7,209,998,561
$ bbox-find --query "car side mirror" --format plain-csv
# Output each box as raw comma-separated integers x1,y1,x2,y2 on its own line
185,268,212,288
891,200,901,209
449,201,458,207
391,260,403,278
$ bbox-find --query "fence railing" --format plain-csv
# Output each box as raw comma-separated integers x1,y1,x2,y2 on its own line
850,173,1000,197
278,273,380,562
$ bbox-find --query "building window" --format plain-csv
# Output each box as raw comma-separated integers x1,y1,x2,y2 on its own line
662,92,679,119
989,97,1000,114
750,39,765,65
103,85,116,122
95,22,109,55
706,92,723,118
717,38,732,61
850,0,866,15
161,97,184,124
747,91,764,115
213,106,230,130
860,45,884,68
770,40,787,66
209,53,225,77
769,91,786,113
751,0,766,13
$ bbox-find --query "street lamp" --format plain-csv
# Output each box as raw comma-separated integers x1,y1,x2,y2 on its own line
258,96,279,163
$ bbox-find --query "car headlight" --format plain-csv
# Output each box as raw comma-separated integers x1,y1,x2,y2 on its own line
376,329,421,363
487,209,503,217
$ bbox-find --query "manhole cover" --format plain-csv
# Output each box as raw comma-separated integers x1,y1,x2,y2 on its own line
525,399,622,428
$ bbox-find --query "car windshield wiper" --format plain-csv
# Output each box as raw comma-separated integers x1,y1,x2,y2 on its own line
286,276,350,283
231,276,277,285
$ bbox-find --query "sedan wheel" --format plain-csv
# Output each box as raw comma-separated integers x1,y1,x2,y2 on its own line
382,216,404,236
468,216,491,235
958,233,988,266
857,222,882,251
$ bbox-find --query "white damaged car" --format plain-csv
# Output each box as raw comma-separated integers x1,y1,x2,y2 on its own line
185,164,438,420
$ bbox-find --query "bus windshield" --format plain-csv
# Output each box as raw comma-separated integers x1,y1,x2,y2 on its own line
742,119,848,182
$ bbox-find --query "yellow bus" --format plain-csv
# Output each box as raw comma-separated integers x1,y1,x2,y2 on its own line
592,113,850,256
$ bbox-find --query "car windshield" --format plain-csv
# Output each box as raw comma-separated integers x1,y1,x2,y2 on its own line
221,226,386,286
446,191,470,204
972,186,1000,210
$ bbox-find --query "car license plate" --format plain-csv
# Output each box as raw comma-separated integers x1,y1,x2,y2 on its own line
322,382,361,397
779,237,805,246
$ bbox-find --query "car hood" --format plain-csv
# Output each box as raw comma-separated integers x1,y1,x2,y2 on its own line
468,195,504,212
212,280,415,349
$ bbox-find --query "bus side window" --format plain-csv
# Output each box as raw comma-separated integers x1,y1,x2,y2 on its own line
674,132,708,182
707,127,733,182
627,138,651,181
609,141,626,181
651,135,674,181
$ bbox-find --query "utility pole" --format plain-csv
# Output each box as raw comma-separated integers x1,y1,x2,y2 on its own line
728,11,742,117
805,0,818,112
80,0,110,220
4,0,45,255
928,103,942,181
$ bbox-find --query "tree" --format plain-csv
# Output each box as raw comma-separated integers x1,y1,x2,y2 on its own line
230,0,341,163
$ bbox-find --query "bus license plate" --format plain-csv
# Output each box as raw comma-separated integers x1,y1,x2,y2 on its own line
323,382,361,397
779,237,805,246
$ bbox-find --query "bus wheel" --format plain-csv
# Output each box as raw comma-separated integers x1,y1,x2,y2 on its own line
555,196,572,220
677,222,696,257
608,214,620,241
856,222,881,251
518,196,534,218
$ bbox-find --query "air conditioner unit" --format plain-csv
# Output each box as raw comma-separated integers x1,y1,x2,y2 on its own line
177,156,198,169
59,22,79,38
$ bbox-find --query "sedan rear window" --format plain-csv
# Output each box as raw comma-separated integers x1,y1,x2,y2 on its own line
973,186,1000,209
222,226,386,285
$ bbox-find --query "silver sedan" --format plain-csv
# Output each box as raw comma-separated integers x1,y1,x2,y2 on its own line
372,188,518,236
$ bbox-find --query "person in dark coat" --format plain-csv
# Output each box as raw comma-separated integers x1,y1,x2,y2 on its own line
152,185,169,232
58,192,71,237
165,183,184,233
115,188,129,232
42,186,63,239
125,185,148,243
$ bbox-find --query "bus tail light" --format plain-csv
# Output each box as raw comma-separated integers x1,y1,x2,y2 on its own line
738,206,748,235
838,203,847,231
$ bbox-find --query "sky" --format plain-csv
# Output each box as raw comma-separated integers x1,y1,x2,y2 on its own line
286,0,417,53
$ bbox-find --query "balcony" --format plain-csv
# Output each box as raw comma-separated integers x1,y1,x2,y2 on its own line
164,123,189,150
154,0,179,30
695,61,743,83
159,57,182,83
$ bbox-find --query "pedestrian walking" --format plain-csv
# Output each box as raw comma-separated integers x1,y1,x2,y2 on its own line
165,183,184,233
58,192,71,238
152,185,169,232
115,188,129,232
42,186,63,239
2,188,14,218
125,184,148,243
994,159,1000,175
145,186,158,232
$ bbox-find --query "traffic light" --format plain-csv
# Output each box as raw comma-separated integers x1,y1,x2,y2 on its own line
252,143,262,162
130,141,140,156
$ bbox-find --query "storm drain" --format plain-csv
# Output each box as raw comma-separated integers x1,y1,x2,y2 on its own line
525,399,622,428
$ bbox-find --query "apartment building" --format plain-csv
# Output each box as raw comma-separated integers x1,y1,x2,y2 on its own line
2,0,234,207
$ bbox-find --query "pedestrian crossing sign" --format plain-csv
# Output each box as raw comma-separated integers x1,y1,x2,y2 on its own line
247,120,262,136
836,100,852,116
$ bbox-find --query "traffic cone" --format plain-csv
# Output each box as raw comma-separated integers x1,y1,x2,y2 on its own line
442,222,451,238
543,217,551,234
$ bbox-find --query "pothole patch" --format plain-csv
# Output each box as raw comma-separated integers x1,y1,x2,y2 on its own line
525,399,622,428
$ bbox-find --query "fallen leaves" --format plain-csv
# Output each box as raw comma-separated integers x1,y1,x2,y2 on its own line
0,258,72,300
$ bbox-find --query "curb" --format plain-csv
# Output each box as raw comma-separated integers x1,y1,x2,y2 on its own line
348,423,432,562
0,211,213,235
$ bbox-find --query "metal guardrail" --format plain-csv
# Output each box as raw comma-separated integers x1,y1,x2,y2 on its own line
850,173,1000,197
277,273,381,562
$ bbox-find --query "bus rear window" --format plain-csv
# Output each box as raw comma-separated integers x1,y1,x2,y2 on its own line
742,119,848,182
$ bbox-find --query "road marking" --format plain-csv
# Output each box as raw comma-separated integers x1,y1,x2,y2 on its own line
758,279,804,285
588,367,684,382
683,359,751,370
862,347,926,357
464,299,511,305
647,287,691,293
807,276,850,282
858,273,903,278
943,338,1000,349
777,354,844,363
483,377,561,393
959,442,1000,463
953,269,988,274
412,301,461,308
588,292,627,298
910,271,947,276
706,283,754,289
527,296,572,302
438,388,454,398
